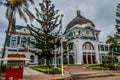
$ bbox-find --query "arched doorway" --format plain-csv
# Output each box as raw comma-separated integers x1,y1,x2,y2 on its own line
69,55,74,64
30,55,35,63
82,42,96,64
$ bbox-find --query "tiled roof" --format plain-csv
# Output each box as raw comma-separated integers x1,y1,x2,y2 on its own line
66,10,95,30
16,25,28,30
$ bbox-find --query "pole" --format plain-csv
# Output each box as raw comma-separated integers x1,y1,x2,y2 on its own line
112,47,114,69
60,14,64,75
54,45,57,68
61,35,64,75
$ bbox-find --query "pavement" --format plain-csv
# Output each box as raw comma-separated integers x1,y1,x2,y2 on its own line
23,67,71,80
24,67,43,76
65,65,101,75
18,66,120,80
23,65,102,80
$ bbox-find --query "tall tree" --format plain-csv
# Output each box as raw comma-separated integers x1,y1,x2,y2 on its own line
106,36,119,49
0,0,34,69
106,36,119,65
24,0,63,69
115,3,120,32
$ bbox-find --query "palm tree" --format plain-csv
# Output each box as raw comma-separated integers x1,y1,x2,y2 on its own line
0,0,34,68
106,36,119,51
106,36,119,64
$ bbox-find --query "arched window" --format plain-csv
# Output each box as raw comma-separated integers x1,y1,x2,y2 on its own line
30,55,34,63
82,42,94,50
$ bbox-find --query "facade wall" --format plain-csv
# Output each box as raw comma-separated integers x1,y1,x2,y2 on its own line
65,23,109,64
5,26,38,65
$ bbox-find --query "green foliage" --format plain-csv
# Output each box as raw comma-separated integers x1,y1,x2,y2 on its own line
67,64,82,66
102,53,118,69
87,65,110,70
115,3,120,31
63,42,68,51
31,66,47,73
106,36,119,49
1,64,6,72
1,73,6,77
30,65,61,74
24,0,63,71
63,57,68,64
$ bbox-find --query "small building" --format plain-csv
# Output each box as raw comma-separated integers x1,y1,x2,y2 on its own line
5,25,38,65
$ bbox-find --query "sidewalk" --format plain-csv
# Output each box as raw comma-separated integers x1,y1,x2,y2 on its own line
24,66,120,80
24,67,43,76
23,67,71,80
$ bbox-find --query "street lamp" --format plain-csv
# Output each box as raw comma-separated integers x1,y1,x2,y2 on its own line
61,34,64,75
59,14,64,75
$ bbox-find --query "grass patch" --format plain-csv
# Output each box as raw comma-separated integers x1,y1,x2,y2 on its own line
1,64,6,72
86,65,110,70
1,73,6,77
30,65,61,74
67,64,82,66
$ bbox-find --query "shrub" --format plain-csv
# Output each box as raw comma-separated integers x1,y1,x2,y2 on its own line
1,73,6,77
68,64,81,66
30,65,61,74
87,65,110,70
1,64,6,72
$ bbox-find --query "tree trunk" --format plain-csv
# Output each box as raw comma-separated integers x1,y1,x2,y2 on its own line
0,22,10,72
112,47,114,64
0,6,14,71
46,59,50,74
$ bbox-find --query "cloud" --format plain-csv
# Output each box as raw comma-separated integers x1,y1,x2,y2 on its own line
0,0,119,47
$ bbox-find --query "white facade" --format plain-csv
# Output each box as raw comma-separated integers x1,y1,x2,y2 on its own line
4,10,110,65
64,10,109,64
5,25,38,65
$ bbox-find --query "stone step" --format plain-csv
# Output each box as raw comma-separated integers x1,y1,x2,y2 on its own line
72,73,116,79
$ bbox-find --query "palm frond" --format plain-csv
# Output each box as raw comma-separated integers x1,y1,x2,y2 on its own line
17,6,27,22
23,7,35,22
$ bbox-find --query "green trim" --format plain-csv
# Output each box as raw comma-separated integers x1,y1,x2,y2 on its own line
7,35,11,47
17,36,20,46
28,37,30,46
18,49,27,52
65,32,73,39
67,36,97,41
8,49,17,52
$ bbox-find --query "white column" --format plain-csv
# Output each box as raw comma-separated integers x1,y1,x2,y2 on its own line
67,43,69,64
44,59,46,65
53,58,55,65
67,52,70,64
95,42,100,64
74,42,77,64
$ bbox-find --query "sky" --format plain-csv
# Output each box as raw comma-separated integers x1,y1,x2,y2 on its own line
0,0,119,48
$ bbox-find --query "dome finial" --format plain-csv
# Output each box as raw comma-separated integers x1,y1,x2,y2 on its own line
77,10,81,16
